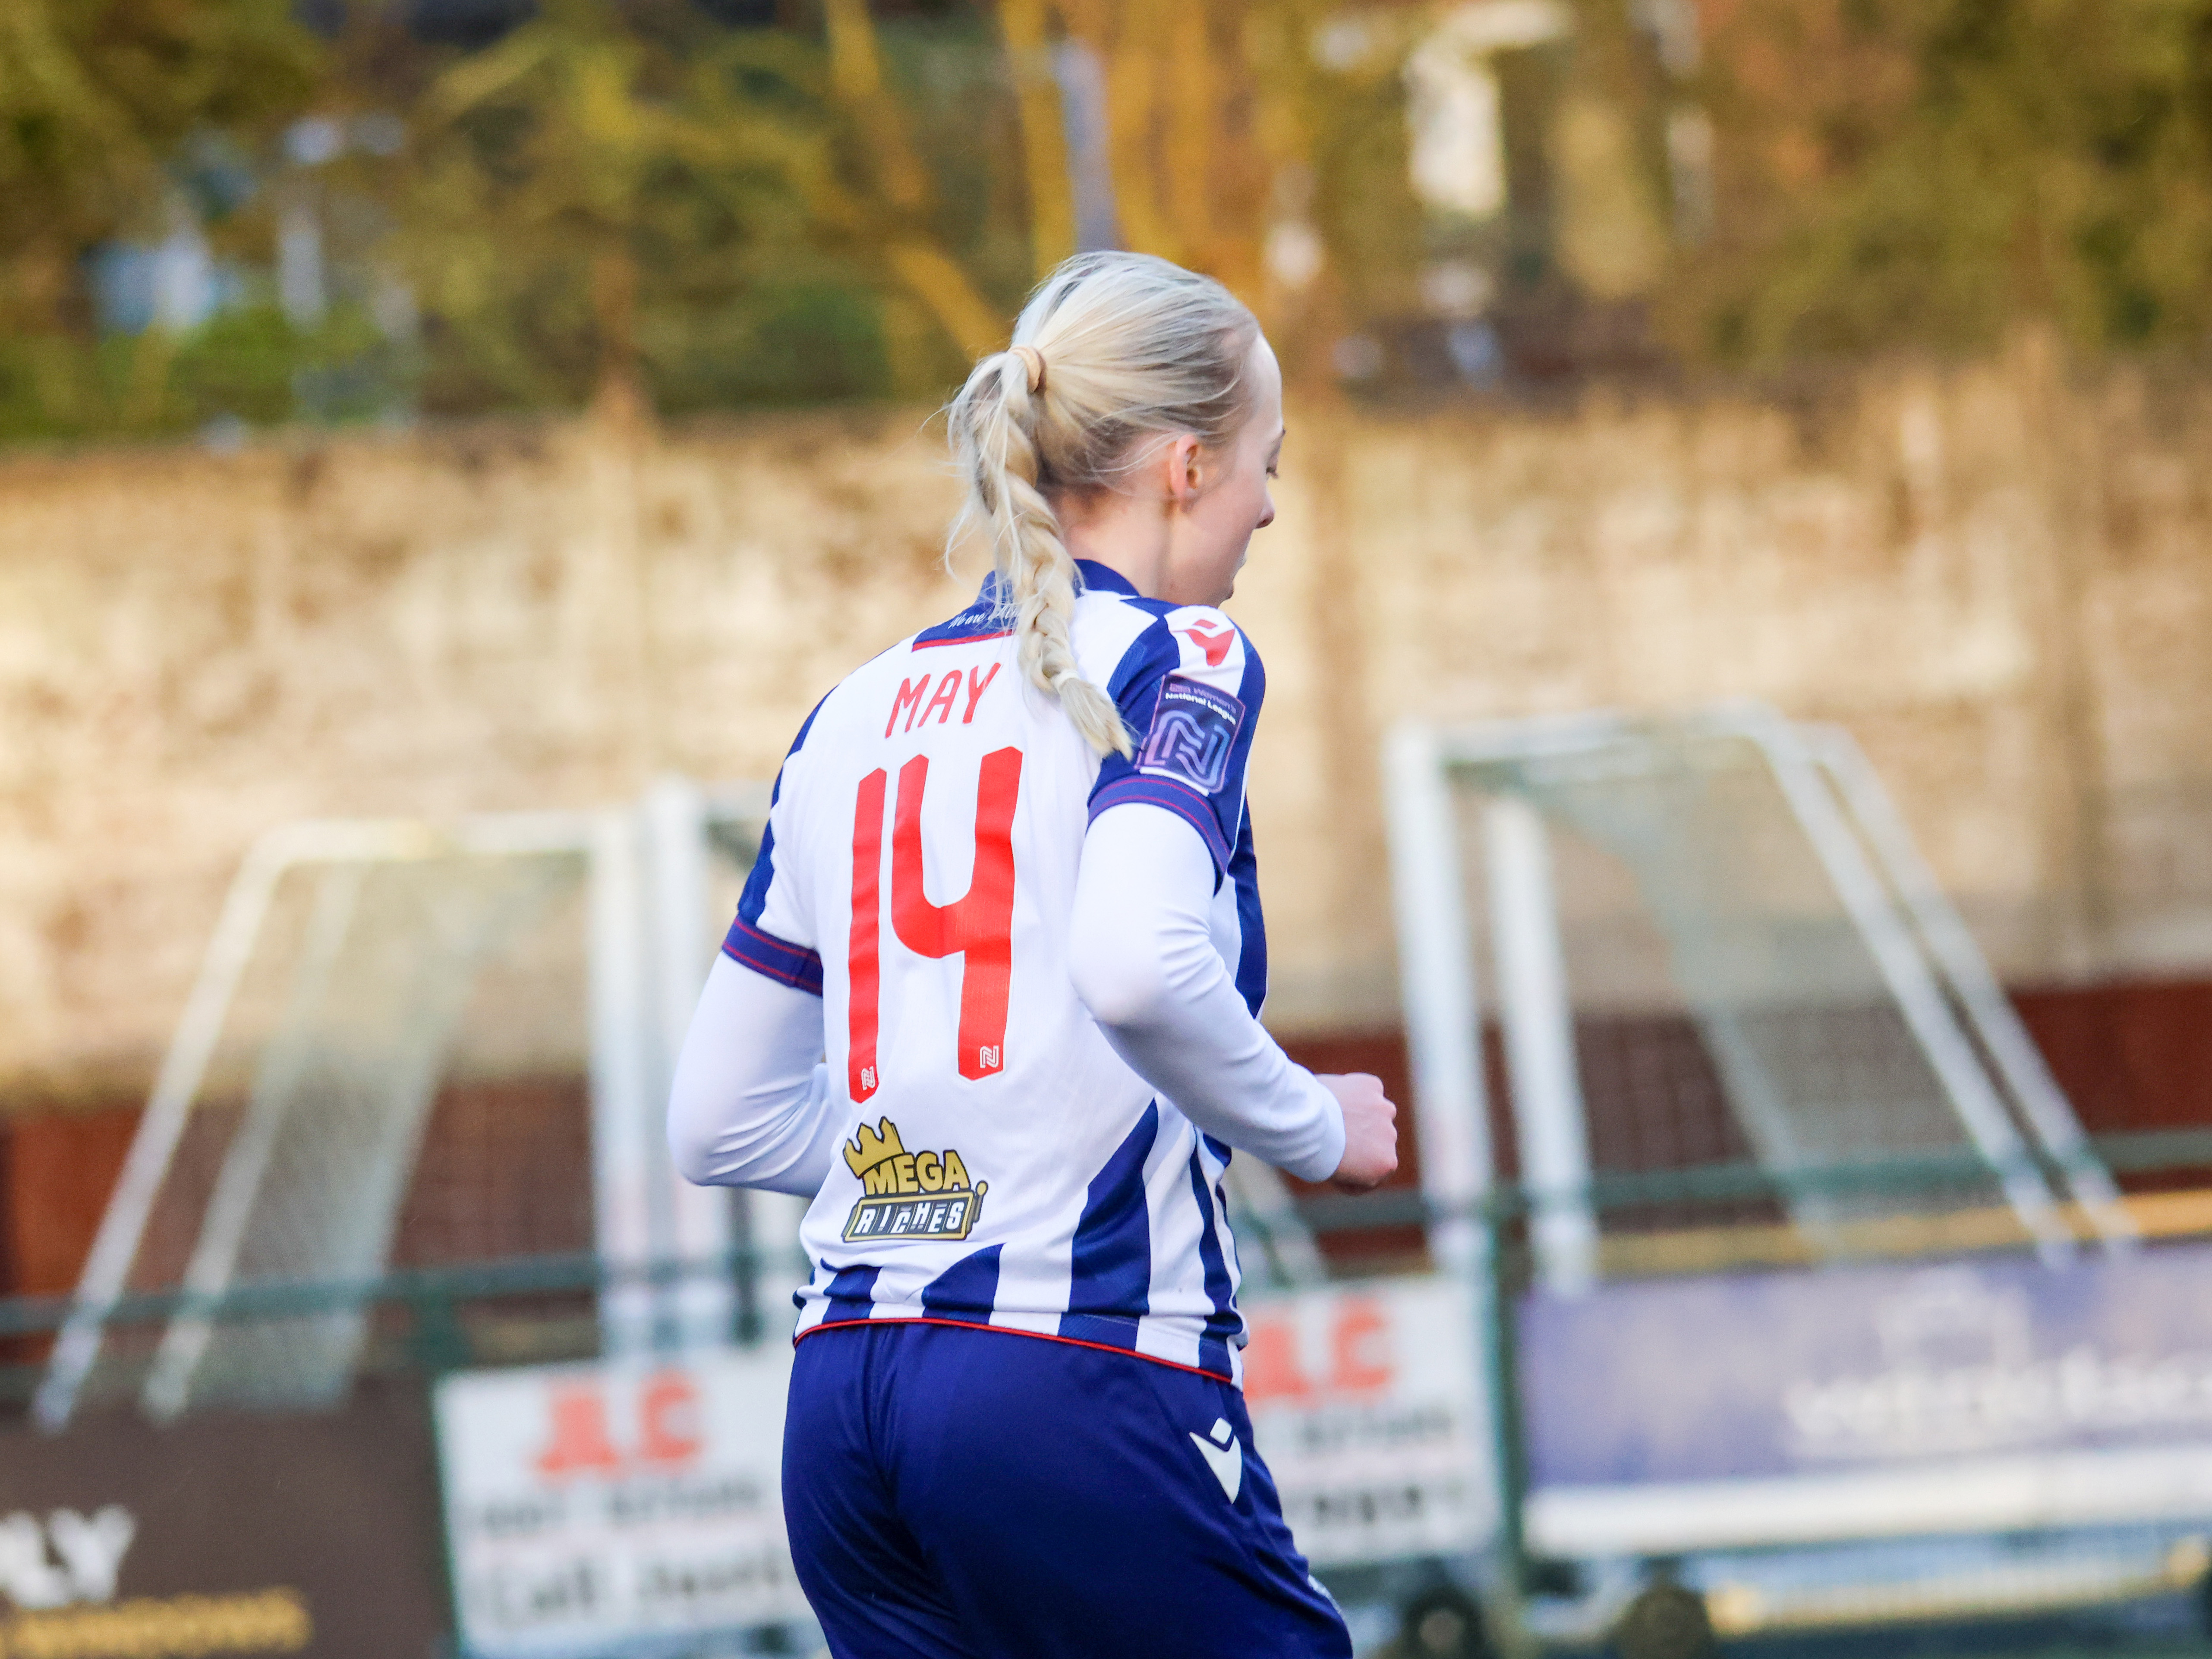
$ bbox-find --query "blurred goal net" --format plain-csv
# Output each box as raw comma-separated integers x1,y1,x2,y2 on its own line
34,781,777,1429
1385,703,2133,1291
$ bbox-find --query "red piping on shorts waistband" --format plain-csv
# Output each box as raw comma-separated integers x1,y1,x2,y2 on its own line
794,1315,1239,1387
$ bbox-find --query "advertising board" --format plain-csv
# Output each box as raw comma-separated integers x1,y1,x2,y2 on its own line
0,1383,445,1658
435,1346,808,1658
441,1284,1498,1646
1243,1275,1495,1568
1519,1241,2212,1555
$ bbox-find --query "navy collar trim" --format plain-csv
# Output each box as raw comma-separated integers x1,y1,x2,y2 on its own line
973,560,1142,602
1074,558,1141,598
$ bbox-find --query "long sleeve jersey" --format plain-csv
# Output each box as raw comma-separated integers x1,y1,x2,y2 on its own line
668,560,1342,1383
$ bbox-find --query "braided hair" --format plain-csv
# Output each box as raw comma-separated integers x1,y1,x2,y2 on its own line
945,252,1260,758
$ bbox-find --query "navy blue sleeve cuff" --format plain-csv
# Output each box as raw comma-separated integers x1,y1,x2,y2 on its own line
1087,776,1232,873
722,916,825,996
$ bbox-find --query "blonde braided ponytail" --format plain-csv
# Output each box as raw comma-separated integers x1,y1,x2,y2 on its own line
957,348,1131,757
946,252,1260,759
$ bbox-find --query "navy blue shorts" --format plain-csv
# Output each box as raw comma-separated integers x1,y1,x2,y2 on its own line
782,1321,1353,1659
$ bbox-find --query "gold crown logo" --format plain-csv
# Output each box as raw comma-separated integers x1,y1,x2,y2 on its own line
844,1117,907,1178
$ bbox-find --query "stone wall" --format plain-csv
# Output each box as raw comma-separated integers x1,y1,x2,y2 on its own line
6,340,2211,1108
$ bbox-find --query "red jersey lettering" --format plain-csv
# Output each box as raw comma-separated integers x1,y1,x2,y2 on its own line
886,675,932,737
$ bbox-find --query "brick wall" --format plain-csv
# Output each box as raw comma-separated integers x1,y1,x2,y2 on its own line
4,340,2210,1110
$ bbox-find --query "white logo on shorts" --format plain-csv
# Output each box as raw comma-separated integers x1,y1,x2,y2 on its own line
1189,1417,1242,1503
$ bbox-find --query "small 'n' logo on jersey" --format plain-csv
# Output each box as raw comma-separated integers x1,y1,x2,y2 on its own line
978,1045,1000,1072
841,1118,988,1243
1137,675,1245,794
1180,622,1235,668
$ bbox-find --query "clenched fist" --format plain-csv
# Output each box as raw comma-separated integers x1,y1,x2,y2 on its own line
1319,1072,1399,1193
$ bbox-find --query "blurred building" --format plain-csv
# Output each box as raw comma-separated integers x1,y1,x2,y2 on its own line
1258,0,1711,397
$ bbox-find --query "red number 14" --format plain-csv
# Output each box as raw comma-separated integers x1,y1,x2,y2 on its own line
848,748,1021,1100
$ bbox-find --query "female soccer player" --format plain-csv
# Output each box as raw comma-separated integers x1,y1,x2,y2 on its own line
668,250,1399,1659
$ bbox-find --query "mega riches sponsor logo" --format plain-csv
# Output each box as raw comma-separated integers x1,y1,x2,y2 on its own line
841,1119,986,1243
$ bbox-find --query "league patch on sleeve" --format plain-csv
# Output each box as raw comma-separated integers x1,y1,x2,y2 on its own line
1136,674,1246,793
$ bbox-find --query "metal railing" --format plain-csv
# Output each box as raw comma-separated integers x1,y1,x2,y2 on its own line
7,1132,2212,1659
9,1129,2210,1421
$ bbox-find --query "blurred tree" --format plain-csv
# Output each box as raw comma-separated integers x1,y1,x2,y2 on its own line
993,0,1076,275
383,0,1011,416
1244,0,1428,359
820,0,1005,358
1676,0,2212,363
0,0,318,326
0,0,320,435
986,0,1309,312
1030,0,1274,293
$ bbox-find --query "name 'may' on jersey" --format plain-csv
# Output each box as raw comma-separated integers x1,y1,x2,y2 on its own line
724,560,1268,1382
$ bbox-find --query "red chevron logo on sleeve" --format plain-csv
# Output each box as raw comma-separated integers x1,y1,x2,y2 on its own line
1179,622,1235,668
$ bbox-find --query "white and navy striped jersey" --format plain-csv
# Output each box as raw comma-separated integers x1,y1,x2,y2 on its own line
723,560,1269,1382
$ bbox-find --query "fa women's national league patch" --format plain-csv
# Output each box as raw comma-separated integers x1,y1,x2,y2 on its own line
1136,674,1245,793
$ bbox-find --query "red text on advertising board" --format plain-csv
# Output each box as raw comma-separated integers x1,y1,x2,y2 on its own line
1241,1297,1394,1403
534,1372,703,1477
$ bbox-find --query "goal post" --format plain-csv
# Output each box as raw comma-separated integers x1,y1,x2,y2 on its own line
35,782,778,1432
1385,702,2138,1599
1386,701,2133,1292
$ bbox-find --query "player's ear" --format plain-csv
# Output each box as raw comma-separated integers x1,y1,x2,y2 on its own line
1165,434,1206,510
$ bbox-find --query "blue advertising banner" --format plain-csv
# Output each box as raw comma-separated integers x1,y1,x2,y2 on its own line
1517,1242,2212,1552
1522,1241,2212,1485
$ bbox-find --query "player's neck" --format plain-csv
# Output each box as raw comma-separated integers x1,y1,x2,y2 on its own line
1056,488,1169,599
1056,490,1183,603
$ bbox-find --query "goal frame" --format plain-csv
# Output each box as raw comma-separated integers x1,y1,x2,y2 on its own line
1384,699,2132,1294
35,784,772,1432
